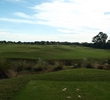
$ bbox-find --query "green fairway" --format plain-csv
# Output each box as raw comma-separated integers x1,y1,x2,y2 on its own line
0,44,110,59
13,81,110,100
0,69,108,100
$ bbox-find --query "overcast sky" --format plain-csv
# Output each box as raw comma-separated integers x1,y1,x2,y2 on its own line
0,0,110,42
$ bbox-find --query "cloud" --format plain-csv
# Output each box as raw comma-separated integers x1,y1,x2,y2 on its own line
14,12,30,19
57,29,74,33
0,27,97,42
0,31,10,36
31,0,110,33
0,30,93,42
0,18,35,24
1,0,110,42
59,32,97,42
0,31,10,41
6,0,26,3
104,12,110,15
3,0,110,32
0,31,59,42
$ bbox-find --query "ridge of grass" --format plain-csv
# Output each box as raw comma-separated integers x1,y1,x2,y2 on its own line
13,81,110,100
0,45,110,59
0,69,110,100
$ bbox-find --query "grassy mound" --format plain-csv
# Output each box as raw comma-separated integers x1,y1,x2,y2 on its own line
13,81,110,100
0,69,110,100
0,45,110,59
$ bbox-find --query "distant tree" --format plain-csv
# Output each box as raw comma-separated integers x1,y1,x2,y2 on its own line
0,41,6,44
92,32,108,48
92,32,108,43
17,41,22,44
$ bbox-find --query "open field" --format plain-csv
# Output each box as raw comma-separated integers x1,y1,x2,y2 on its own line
0,45,110,100
0,44,110,59
0,69,110,100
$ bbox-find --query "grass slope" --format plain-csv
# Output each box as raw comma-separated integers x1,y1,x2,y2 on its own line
0,69,110,100
13,81,110,100
0,45,110,59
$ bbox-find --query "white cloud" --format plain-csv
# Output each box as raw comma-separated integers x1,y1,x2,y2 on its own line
0,31,10,36
0,28,98,42
3,0,110,33
0,31,10,41
32,0,110,34
0,31,89,42
58,29,74,33
6,0,26,3
0,18,35,24
0,31,59,42
59,32,97,42
14,12,30,19
1,0,110,42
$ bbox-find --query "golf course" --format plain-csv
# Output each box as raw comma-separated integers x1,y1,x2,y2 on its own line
0,44,110,100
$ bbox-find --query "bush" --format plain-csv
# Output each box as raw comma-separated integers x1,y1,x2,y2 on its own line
0,58,11,70
97,65,104,69
12,60,29,72
0,58,16,78
85,62,94,68
24,62,34,71
82,58,94,68
72,63,82,68
33,59,48,72
107,64,110,70
53,61,64,71
33,66,43,72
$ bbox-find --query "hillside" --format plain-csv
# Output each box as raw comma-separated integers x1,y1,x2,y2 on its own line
0,44,110,59
0,69,110,100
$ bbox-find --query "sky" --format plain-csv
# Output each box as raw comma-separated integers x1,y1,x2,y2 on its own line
0,0,110,42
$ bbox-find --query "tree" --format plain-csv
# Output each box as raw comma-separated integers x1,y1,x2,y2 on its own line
92,32,108,43
92,32,108,49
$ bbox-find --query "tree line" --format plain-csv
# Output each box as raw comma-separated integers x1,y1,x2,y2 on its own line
0,31,110,49
0,40,81,45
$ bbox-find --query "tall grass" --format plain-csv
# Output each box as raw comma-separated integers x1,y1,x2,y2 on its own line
0,58,15,78
33,58,48,72
0,57,110,79
53,61,64,71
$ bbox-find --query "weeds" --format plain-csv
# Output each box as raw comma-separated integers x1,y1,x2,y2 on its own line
53,61,64,71
33,59,48,72
12,60,26,72
0,58,110,79
0,58,15,78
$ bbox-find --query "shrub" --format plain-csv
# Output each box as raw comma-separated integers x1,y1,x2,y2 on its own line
33,59,48,72
53,61,64,71
33,66,43,72
2,70,16,78
72,63,82,68
12,60,28,72
107,64,110,70
107,58,110,64
85,62,94,68
97,65,104,69
24,62,34,71
0,58,15,78
0,58,11,70
82,58,94,68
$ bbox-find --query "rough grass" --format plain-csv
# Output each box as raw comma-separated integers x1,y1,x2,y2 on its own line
0,69,110,100
0,45,110,59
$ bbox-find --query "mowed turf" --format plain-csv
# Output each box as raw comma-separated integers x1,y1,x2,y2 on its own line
13,81,110,100
0,44,110,59
10,69,110,100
